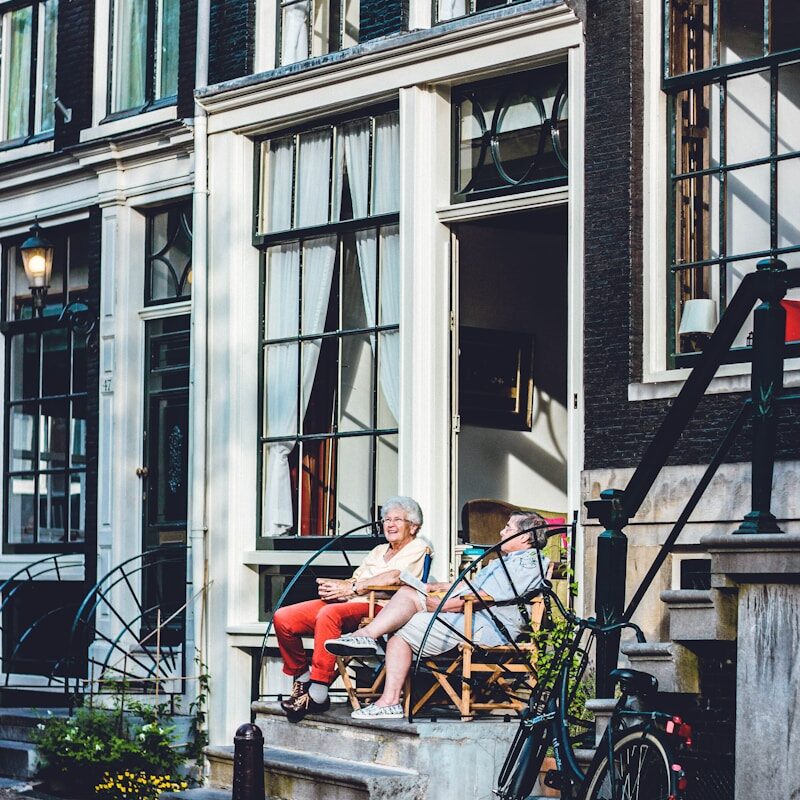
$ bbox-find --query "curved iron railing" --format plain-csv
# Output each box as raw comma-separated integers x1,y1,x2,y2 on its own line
62,545,190,698
255,521,380,700
0,553,84,691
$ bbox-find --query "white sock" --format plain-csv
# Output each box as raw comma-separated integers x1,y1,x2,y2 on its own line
296,670,311,683
308,682,328,704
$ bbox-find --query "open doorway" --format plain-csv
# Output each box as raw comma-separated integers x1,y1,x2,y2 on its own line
454,205,569,537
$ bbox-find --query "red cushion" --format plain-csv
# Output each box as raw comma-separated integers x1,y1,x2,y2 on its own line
782,299,800,343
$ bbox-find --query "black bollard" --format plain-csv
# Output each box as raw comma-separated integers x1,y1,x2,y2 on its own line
232,723,265,800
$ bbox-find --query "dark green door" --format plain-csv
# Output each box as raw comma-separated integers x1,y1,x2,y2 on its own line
141,315,190,645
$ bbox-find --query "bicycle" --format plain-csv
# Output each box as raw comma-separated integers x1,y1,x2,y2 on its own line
494,584,693,800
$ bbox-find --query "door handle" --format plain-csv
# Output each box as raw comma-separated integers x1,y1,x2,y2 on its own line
136,466,149,478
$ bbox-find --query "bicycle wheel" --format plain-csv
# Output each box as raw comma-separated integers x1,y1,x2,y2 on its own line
495,715,550,800
582,728,678,800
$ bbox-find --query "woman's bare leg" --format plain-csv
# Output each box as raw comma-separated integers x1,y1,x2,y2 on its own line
359,586,421,639
373,635,413,707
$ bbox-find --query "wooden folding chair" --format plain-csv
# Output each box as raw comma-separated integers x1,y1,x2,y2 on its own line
409,561,554,720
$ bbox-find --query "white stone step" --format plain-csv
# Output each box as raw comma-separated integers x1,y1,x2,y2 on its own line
620,641,700,694
660,588,737,643
0,739,39,779
207,744,422,800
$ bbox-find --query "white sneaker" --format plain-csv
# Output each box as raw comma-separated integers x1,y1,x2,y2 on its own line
351,703,404,720
324,634,382,656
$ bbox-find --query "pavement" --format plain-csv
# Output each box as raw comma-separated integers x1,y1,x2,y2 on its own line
0,779,76,800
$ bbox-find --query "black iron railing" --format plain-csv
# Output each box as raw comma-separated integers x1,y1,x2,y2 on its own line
586,259,800,696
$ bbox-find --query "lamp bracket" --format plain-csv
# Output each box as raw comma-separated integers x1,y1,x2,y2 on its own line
59,300,98,340
54,97,72,125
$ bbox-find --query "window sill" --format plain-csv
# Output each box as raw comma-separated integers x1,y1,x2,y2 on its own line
81,105,179,143
0,138,54,165
628,357,800,401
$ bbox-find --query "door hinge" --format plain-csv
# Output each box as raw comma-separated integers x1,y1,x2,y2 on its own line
452,414,461,433
573,393,578,410
450,311,456,333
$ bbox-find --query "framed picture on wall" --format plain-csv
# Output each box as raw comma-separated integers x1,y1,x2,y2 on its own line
458,327,534,431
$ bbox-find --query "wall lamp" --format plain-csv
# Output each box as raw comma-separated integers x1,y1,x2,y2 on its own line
679,298,718,352
19,221,98,343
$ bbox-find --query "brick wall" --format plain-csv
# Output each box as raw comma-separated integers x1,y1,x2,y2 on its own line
582,0,800,471
360,0,408,43
209,0,256,85
178,0,199,118
54,0,94,148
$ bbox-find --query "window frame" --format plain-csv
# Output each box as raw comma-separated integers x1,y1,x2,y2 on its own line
105,0,179,120
275,0,360,68
0,0,58,149
0,222,93,555
143,200,193,307
663,0,800,368
432,0,526,26
254,105,400,540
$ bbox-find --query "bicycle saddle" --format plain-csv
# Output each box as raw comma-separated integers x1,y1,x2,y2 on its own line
610,668,658,695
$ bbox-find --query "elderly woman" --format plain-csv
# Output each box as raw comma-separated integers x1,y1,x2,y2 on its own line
325,510,549,719
273,496,428,722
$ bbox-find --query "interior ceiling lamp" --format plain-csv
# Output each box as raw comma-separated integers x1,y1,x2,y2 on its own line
20,221,54,315
679,298,718,352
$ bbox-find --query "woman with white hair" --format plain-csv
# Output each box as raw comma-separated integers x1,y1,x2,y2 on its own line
273,496,428,722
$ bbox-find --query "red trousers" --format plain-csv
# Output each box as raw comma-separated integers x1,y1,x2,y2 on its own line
272,599,380,684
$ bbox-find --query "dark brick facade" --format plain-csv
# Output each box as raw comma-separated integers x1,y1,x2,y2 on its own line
178,0,199,119
54,0,94,148
582,0,800,472
360,0,408,43
209,0,256,85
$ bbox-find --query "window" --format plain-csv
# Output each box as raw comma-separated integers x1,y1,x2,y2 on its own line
2,224,90,551
256,109,399,537
436,0,524,24
0,0,57,144
453,65,568,203
666,0,800,363
145,201,192,305
279,0,359,66
109,0,179,114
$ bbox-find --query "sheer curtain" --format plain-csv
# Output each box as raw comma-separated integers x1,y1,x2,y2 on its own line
158,0,180,99
6,7,33,140
39,0,58,133
281,0,310,65
112,0,147,112
297,129,332,227
438,0,467,21
264,138,294,232
372,111,400,215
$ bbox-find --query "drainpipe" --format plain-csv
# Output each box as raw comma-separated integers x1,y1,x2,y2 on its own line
189,0,211,733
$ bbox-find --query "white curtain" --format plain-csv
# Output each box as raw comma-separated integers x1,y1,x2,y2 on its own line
342,118,371,218
296,129,332,227
437,0,467,21
6,7,32,140
372,112,400,215
281,0,309,64
112,0,147,112
264,137,294,232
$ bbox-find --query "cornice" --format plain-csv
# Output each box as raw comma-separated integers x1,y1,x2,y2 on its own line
197,1,580,121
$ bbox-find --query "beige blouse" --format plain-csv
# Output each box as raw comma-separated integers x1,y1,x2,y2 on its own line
351,536,429,603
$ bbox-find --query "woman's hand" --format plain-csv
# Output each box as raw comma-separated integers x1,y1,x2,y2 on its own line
316,578,354,601
425,594,464,612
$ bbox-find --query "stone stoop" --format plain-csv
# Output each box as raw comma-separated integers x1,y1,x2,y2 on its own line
202,701,517,800
0,709,69,780
660,588,738,645
620,641,700,694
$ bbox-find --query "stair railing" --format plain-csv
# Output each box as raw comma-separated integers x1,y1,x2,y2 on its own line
586,258,800,696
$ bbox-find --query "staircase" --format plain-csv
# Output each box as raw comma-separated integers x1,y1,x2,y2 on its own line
168,701,518,800
0,709,69,780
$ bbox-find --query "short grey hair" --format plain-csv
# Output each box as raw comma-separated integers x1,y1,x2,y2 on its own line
509,510,546,549
381,496,423,528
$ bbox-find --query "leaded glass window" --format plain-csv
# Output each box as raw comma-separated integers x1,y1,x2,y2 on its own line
666,0,800,363
279,0,360,66
2,225,90,551
453,65,568,203
256,109,399,538
109,0,179,114
145,202,192,305
0,0,57,144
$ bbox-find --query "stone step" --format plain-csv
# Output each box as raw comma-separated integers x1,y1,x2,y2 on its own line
620,641,700,694
249,701,516,800
660,588,737,644
0,738,39,779
0,709,69,744
161,790,231,800
207,744,423,800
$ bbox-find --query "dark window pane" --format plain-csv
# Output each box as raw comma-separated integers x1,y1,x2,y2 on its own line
720,0,764,65
71,331,87,395
771,0,800,53
11,333,39,399
39,471,67,543
7,476,35,544
149,396,189,525
71,397,87,467
68,472,86,542
41,327,70,397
